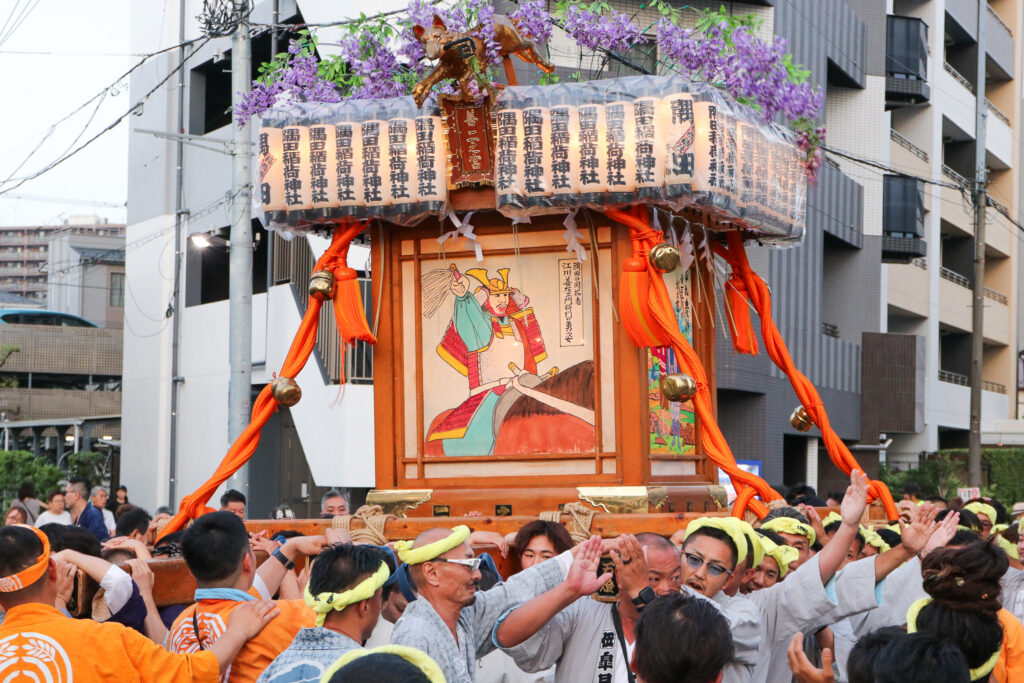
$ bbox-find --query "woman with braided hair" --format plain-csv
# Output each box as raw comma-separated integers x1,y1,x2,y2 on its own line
909,540,1024,681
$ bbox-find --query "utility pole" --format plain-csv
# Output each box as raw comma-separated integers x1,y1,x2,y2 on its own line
968,0,988,488
226,0,253,496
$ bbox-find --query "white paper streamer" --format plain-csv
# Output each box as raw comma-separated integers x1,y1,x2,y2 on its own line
562,210,587,261
678,222,695,274
438,210,483,261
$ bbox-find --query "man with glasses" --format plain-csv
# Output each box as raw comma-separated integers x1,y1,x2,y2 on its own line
389,525,609,683
497,532,687,683
64,477,109,542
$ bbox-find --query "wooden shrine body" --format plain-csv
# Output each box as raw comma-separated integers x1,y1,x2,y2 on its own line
370,187,725,518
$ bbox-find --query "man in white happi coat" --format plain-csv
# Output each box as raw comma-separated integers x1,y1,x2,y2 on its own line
389,525,608,683
496,532,690,683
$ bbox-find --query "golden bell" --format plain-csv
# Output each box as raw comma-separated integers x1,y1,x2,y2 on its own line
308,270,336,301
271,377,302,407
648,243,681,273
790,406,813,432
661,373,697,402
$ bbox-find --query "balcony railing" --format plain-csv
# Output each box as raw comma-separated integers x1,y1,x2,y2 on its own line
890,129,929,161
939,369,969,386
943,61,975,94
940,266,970,288
988,5,1012,37
911,257,927,270
984,286,1008,304
983,380,1007,394
942,164,970,188
822,323,840,338
986,99,1011,126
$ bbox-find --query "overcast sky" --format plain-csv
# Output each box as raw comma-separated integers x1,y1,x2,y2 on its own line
0,0,130,227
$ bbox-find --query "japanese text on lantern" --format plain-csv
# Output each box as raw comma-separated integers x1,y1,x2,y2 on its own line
258,132,276,206
361,122,382,203
282,127,302,206
558,258,585,347
336,124,357,204
495,111,518,192
388,120,411,201
634,99,657,185
605,104,627,189
578,106,600,188
415,117,438,198
550,107,571,191
523,108,544,194
309,126,329,204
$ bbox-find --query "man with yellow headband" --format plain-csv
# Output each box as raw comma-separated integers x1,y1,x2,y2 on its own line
389,526,609,683
963,500,998,539
0,524,279,681
258,544,392,683
428,266,547,456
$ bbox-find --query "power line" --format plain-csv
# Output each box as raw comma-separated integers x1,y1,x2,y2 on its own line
0,35,213,196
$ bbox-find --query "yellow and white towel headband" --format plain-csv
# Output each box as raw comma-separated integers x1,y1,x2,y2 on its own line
320,645,445,683
304,561,390,627
963,502,997,526
860,526,891,553
822,511,842,528
394,525,471,565
685,517,748,567
906,597,1000,681
721,518,764,569
758,535,799,578
759,517,816,547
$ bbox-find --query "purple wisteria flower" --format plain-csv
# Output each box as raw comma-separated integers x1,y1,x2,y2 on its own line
236,40,342,125
510,0,551,44
474,3,502,66
563,6,645,54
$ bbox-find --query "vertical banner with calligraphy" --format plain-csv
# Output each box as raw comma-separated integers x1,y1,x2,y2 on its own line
439,95,495,189
558,258,585,347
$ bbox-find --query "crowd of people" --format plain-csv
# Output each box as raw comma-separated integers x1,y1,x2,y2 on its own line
2,472,1024,682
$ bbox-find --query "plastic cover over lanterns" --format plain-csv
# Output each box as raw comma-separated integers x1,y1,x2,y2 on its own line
790,405,813,432
648,243,681,272
661,373,697,402
271,377,302,406
308,270,336,301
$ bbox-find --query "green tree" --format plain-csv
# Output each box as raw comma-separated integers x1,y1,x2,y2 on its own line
65,451,110,489
0,450,62,510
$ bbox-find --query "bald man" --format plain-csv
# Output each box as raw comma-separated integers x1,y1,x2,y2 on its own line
499,533,688,683
389,527,607,683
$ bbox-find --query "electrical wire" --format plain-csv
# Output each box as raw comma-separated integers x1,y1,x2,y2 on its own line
0,35,213,196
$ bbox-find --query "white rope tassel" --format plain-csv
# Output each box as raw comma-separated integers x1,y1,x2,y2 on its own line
562,210,587,261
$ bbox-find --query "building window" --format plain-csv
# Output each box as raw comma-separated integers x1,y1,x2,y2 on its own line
109,272,125,307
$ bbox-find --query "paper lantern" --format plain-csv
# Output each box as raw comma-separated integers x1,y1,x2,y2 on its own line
258,126,287,223
577,103,607,205
716,109,740,216
335,120,363,217
661,92,695,206
633,96,664,202
549,104,580,208
736,120,762,229
309,123,339,219
521,95,553,210
360,119,390,215
387,116,418,218
603,99,637,204
692,100,723,207
494,107,525,211
282,122,313,219
415,115,447,215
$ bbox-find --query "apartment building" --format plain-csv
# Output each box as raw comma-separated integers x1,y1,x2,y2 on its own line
0,217,123,305
875,0,1021,466
45,229,126,329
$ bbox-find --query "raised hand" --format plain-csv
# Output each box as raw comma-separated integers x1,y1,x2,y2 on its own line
921,511,959,558
611,534,649,599
566,536,613,596
840,470,869,527
900,503,940,555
